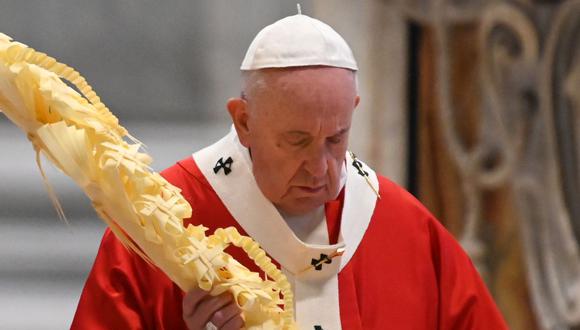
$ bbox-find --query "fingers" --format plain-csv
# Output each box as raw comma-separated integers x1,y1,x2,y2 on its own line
182,288,209,318
195,294,233,325
182,288,244,330
220,311,244,330
209,300,243,328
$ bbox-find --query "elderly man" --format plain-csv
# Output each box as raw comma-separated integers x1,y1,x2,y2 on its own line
72,13,507,330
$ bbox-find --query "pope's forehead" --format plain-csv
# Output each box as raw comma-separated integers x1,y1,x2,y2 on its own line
247,69,356,121
241,67,357,120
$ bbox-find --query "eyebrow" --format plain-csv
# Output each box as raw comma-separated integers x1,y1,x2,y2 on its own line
284,127,350,137
284,130,310,136
333,127,350,136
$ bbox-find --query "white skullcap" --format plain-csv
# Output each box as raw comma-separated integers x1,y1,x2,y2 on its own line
240,14,358,71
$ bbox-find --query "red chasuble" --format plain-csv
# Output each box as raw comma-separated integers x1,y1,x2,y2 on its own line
71,156,508,329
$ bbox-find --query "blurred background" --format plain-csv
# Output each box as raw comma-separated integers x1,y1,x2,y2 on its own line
0,0,578,329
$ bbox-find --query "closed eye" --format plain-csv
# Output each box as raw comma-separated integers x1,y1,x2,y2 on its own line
284,132,312,146
327,136,342,144
287,137,310,146
327,130,348,144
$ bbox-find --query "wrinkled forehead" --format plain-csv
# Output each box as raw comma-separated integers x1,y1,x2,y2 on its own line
242,67,357,130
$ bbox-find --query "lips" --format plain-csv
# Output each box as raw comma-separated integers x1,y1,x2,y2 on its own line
297,185,325,194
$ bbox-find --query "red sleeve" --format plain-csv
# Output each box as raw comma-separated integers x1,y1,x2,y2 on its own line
70,160,203,330
71,229,148,329
429,218,508,329
71,228,186,330
71,158,250,329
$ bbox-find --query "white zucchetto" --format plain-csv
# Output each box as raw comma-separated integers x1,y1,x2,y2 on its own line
240,14,358,71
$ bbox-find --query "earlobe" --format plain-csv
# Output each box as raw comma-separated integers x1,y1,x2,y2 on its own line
354,95,361,108
226,98,251,147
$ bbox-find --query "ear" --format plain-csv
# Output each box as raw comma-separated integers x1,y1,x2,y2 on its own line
227,97,251,147
354,95,361,108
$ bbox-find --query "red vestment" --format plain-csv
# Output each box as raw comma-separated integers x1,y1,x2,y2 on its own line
71,156,508,329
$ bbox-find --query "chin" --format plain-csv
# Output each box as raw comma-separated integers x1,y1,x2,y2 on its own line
275,184,339,215
277,197,326,216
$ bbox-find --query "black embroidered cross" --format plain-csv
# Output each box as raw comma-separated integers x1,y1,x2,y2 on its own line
213,156,233,175
352,158,368,177
311,253,332,271
314,326,324,330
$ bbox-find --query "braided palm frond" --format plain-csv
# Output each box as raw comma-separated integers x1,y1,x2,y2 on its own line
0,33,295,329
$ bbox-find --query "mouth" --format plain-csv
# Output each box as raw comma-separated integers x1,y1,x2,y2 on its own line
296,185,325,194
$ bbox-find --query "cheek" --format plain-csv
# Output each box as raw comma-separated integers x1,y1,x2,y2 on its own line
328,156,343,180
272,150,304,183
251,144,303,194
328,146,347,179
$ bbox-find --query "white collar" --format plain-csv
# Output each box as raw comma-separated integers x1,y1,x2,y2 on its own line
192,128,378,274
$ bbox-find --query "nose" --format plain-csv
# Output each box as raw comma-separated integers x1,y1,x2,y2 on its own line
303,145,328,178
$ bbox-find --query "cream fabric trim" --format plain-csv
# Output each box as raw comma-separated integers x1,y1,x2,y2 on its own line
340,151,379,269
192,128,378,329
